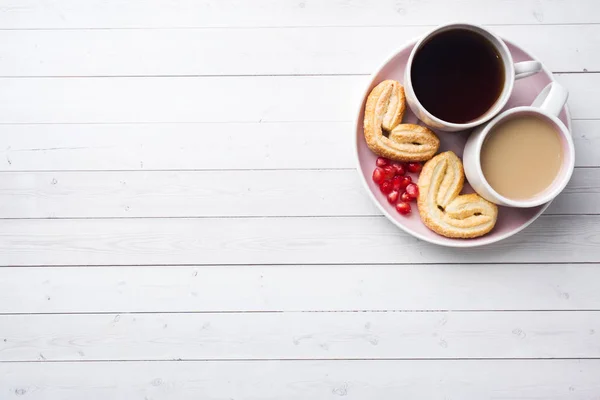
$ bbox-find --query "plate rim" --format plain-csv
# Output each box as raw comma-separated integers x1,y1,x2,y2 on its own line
353,37,573,248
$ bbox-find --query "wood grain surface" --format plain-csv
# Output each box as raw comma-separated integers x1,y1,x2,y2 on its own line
0,74,598,123
2,360,600,400
0,120,598,170
1,0,599,28
1,264,598,313
1,215,600,266
1,311,599,361
1,25,598,76
1,0,599,399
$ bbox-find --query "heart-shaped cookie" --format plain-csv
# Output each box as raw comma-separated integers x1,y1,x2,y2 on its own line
363,80,440,162
417,151,498,238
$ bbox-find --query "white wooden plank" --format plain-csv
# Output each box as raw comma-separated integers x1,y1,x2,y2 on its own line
0,76,363,123
0,120,598,170
2,360,599,400
1,25,598,77
556,74,600,120
0,168,595,218
546,168,600,214
0,122,355,171
1,311,598,361
0,170,377,218
0,74,596,124
1,0,598,28
573,120,600,167
1,264,597,313
0,216,598,266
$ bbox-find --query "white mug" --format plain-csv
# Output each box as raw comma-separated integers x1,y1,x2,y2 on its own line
404,23,542,132
463,82,574,208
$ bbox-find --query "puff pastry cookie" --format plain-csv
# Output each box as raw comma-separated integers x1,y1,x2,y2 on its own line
364,80,440,162
417,151,498,239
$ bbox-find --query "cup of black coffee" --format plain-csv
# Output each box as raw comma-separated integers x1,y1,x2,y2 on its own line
404,23,542,132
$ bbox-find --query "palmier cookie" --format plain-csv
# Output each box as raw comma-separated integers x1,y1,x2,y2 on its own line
364,80,439,162
417,151,498,239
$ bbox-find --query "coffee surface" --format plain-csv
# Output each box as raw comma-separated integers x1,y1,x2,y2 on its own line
411,29,505,124
481,115,563,200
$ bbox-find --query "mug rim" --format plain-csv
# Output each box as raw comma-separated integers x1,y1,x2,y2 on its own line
470,106,575,208
405,22,515,130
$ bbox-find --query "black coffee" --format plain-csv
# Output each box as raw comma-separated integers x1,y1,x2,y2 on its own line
411,29,505,124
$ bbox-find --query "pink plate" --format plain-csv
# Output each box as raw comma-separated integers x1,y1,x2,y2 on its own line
355,39,572,247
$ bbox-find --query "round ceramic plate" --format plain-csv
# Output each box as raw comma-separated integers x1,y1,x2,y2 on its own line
355,39,572,247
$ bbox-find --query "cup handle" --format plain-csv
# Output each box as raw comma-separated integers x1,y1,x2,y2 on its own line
531,82,569,118
514,60,542,79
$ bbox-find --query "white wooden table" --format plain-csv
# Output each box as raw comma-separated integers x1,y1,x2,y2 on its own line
1,1,599,398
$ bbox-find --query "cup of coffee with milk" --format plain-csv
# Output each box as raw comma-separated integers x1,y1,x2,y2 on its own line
404,23,574,208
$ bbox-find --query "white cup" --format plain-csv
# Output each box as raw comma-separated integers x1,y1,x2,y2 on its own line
463,82,574,208
404,23,542,132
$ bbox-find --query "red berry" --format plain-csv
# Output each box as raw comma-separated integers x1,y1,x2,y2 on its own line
382,165,395,180
396,202,412,215
391,162,406,176
405,183,419,199
376,157,389,168
372,168,385,184
380,180,393,194
391,176,403,191
387,190,399,204
398,175,412,190
401,191,413,202
407,162,422,173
